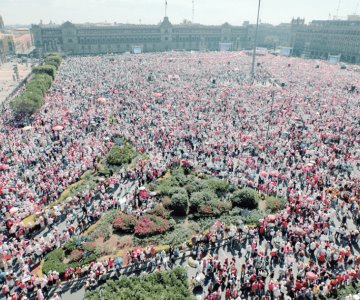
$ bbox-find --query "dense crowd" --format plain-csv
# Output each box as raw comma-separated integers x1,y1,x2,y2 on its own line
0,52,359,299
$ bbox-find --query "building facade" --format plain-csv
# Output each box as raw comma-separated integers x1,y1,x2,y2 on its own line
291,17,360,64
247,22,292,50
31,17,249,56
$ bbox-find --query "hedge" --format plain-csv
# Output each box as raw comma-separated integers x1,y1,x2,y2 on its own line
10,73,53,116
10,54,61,117
33,65,57,79
85,267,194,300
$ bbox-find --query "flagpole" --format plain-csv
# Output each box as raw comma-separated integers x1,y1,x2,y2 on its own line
250,0,261,80
165,1,168,17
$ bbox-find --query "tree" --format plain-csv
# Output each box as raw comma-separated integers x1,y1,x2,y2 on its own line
107,144,134,166
189,190,218,212
231,188,259,209
33,65,56,79
85,268,194,300
10,95,40,116
170,193,188,215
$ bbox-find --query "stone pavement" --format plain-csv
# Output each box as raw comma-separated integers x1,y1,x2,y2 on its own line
0,60,33,104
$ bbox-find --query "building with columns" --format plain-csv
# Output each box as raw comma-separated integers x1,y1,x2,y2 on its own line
31,17,249,56
291,17,360,64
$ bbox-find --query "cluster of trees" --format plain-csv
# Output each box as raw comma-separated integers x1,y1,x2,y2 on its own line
155,168,261,218
85,267,194,300
154,168,288,226
10,52,62,117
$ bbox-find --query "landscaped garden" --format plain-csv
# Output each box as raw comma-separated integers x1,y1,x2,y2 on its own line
41,167,286,275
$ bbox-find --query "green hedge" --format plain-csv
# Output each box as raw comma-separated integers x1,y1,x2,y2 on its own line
33,65,57,79
10,53,61,117
85,267,194,300
10,73,53,116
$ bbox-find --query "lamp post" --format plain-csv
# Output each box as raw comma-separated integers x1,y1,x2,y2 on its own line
250,0,261,80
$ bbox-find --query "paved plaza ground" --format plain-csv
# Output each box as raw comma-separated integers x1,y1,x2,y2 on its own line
0,60,33,104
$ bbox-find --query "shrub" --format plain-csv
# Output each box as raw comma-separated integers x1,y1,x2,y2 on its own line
162,227,193,246
229,207,242,216
189,190,218,212
134,215,170,237
243,209,266,226
202,178,230,196
169,193,188,215
70,249,83,262
42,244,97,275
173,173,189,187
215,200,232,213
42,249,67,275
184,178,203,194
231,188,259,209
266,196,287,213
107,144,134,166
63,239,80,253
161,196,171,208
147,204,171,219
88,210,121,240
219,215,239,226
198,204,220,216
168,187,187,197
157,181,173,196
112,213,136,233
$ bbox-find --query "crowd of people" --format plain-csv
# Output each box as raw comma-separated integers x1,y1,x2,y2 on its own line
0,51,359,299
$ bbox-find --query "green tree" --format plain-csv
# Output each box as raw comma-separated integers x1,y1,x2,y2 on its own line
231,188,259,209
33,65,56,79
170,193,188,215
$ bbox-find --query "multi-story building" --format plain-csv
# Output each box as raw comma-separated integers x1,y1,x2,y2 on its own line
291,16,360,64
247,22,292,50
31,17,249,56
0,15,34,63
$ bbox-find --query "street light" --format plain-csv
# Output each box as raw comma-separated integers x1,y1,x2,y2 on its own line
250,0,262,80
